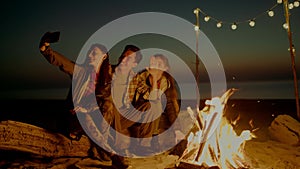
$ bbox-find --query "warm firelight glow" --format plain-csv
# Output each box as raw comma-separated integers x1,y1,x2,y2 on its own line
179,89,253,169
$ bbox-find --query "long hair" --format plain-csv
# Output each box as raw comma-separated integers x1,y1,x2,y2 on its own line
98,53,111,86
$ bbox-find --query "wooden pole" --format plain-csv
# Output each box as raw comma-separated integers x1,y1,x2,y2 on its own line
194,8,200,108
283,0,300,120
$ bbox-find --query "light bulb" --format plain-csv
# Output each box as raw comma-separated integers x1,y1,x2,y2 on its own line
193,8,199,14
288,47,296,53
231,23,237,30
268,10,274,17
277,0,283,4
204,16,210,22
194,25,199,31
283,23,289,29
216,22,222,28
249,20,255,27
289,3,294,9
294,1,300,7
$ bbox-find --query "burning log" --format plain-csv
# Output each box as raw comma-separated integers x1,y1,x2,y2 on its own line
195,111,219,161
178,89,252,169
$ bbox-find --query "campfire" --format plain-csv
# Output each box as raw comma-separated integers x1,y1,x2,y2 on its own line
178,89,254,169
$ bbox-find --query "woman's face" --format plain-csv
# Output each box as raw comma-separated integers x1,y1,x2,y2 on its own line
87,47,105,68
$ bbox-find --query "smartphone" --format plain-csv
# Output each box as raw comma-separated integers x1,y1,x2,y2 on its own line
43,31,60,43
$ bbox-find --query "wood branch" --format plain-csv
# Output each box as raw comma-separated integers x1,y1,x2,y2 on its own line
195,112,218,161
0,120,91,158
177,161,219,169
0,120,182,168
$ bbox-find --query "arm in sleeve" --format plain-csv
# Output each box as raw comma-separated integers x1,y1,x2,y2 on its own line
164,76,181,130
41,47,75,76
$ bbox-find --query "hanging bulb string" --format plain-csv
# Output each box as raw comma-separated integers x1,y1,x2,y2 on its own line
197,3,280,25
196,0,299,28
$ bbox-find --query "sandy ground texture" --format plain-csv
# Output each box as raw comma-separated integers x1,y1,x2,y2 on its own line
0,139,299,169
0,113,300,169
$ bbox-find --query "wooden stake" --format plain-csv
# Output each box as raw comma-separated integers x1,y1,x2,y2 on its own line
283,0,300,120
194,8,201,108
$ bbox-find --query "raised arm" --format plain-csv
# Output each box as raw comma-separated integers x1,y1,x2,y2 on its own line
40,42,75,76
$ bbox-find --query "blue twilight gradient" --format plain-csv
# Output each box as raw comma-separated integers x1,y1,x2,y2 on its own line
0,0,299,99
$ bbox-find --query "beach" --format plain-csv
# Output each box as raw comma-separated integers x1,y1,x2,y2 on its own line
0,98,299,168
0,98,297,131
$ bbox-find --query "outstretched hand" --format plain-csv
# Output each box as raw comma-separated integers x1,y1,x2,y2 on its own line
39,31,60,51
39,42,50,52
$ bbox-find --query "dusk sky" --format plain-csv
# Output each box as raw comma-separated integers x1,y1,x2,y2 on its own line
0,0,300,99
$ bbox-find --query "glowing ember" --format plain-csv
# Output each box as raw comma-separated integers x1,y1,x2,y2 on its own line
179,89,253,169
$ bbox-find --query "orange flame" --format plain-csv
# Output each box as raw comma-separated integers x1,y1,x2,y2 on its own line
179,89,252,169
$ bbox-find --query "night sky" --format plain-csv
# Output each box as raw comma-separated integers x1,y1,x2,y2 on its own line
0,0,299,99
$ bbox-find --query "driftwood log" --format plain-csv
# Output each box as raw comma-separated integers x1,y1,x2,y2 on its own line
0,120,181,169
1,114,300,169
0,120,91,158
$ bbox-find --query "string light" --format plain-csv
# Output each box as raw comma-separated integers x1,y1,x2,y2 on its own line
294,1,300,7
268,10,275,17
283,23,289,29
204,16,210,22
231,23,237,30
288,46,296,53
249,20,256,27
193,0,299,31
